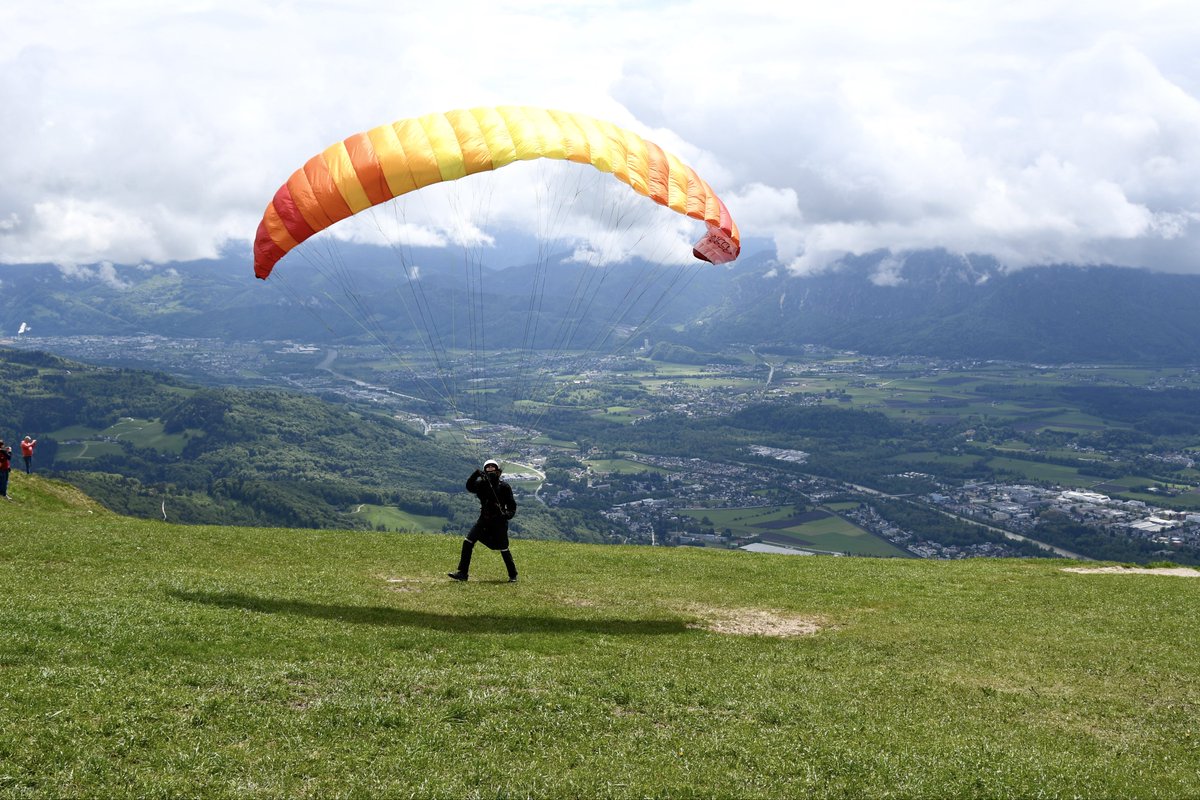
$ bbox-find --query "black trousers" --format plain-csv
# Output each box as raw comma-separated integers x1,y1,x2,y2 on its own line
457,517,517,578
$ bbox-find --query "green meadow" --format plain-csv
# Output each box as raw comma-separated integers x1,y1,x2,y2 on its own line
759,514,910,557
586,457,670,475
678,505,909,558
593,407,647,423
351,503,451,533
983,455,1106,486
3,474,1200,797
51,417,192,460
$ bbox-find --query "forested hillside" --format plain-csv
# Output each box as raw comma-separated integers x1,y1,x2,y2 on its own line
682,250,1200,364
0,348,608,541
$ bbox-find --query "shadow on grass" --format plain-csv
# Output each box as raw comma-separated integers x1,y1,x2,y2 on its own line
167,589,690,636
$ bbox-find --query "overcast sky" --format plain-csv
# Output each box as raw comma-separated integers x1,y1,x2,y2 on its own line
3,0,1198,277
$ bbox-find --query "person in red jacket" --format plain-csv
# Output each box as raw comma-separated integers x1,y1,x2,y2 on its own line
20,436,37,474
0,441,11,500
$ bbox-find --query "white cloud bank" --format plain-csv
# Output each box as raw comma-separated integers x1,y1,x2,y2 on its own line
1,0,1197,276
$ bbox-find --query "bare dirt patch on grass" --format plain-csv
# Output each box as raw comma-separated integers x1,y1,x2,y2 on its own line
382,576,435,592
687,605,824,637
1062,566,1200,577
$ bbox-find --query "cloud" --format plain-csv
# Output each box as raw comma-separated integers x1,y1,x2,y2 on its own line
0,1,1198,277
57,260,130,290
613,5,1200,274
870,255,907,287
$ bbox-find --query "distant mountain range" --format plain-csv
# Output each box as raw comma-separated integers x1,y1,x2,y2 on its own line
3,245,1198,364
684,250,1200,364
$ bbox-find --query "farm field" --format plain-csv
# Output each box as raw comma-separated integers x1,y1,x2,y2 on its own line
586,457,670,475
894,451,981,469
983,455,1105,486
760,514,911,558
529,435,577,449
678,505,908,558
51,417,191,460
593,406,650,423
352,504,450,534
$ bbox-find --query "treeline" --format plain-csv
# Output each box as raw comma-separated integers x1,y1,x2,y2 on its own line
869,497,1049,557
0,347,630,541
1059,386,1200,436
0,350,192,433
0,348,474,529
540,401,969,494
958,443,1126,480
974,384,1200,437
648,342,741,365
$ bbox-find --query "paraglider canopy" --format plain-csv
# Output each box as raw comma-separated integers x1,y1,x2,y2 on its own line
253,106,740,279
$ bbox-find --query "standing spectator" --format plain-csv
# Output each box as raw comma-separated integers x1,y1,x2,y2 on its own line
20,436,37,474
0,441,11,500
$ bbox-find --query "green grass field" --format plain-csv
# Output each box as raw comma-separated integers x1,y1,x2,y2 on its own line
586,458,670,475
680,505,795,529
897,451,982,468
351,504,450,533
632,363,707,378
984,455,1104,486
50,417,191,460
679,506,909,558
529,434,577,449
756,516,911,558
3,473,1200,797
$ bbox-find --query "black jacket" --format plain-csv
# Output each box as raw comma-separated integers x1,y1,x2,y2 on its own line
467,470,516,521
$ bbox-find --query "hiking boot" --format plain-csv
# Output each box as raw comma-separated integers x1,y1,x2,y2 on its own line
447,571,468,581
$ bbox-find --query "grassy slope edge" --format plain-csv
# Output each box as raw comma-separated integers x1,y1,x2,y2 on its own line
1,470,1198,798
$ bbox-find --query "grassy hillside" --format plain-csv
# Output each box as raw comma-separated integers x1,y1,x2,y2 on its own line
2,471,1199,798
0,348,621,544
